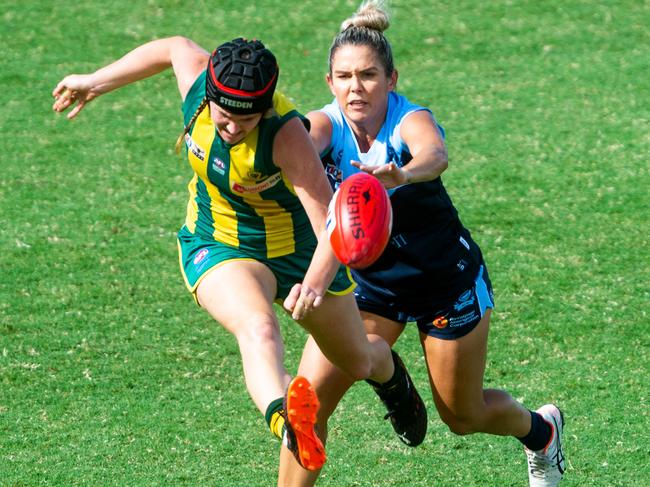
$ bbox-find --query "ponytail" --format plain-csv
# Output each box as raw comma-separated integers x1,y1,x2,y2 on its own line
175,97,208,154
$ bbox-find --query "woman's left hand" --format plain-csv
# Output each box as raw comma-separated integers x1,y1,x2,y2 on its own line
284,283,323,320
351,160,409,189
52,74,99,119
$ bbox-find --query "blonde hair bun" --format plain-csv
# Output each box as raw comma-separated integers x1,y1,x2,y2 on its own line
340,0,390,33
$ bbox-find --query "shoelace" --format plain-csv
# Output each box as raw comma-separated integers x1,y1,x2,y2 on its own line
382,393,407,420
526,450,552,479
383,410,396,420
383,385,419,422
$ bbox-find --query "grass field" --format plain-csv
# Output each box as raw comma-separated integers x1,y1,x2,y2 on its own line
1,0,649,485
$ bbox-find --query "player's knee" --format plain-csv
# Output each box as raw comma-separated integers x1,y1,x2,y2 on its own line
237,313,280,347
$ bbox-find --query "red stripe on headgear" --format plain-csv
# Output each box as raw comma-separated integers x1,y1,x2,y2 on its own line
208,57,277,98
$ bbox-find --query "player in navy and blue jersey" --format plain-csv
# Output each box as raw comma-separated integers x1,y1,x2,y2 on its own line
279,2,566,486
52,35,426,473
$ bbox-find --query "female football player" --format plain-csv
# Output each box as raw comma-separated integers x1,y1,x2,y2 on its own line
278,1,566,486
52,35,426,473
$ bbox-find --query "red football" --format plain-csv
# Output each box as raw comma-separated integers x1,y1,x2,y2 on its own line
326,172,393,269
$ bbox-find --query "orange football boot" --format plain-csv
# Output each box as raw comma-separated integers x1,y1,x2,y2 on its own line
283,376,326,471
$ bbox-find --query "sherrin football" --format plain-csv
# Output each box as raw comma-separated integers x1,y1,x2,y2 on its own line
326,172,393,269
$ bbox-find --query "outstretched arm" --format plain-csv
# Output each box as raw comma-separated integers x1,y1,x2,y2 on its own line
273,117,340,320
353,110,448,188
52,36,209,119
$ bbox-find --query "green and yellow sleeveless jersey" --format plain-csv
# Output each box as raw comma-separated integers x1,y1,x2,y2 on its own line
181,71,313,259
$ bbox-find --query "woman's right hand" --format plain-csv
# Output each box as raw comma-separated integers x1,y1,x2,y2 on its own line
52,74,99,119
283,282,324,321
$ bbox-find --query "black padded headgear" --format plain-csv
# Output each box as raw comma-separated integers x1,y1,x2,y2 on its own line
206,38,279,114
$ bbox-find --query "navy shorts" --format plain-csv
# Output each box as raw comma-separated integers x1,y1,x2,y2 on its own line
355,264,495,340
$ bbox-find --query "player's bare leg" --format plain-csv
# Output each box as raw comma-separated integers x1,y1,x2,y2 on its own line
421,310,532,437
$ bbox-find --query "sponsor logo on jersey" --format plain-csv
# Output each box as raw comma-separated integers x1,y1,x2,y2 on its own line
231,172,282,194
185,133,205,161
193,248,209,265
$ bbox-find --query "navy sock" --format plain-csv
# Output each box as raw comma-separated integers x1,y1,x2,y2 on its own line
517,410,552,451
366,351,403,390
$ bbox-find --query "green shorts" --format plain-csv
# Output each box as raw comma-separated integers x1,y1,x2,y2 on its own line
177,225,355,301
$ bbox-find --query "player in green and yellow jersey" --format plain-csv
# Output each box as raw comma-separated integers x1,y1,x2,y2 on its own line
52,36,426,475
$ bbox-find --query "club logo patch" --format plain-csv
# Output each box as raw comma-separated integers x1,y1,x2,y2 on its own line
453,289,475,312
325,163,343,188
247,169,264,181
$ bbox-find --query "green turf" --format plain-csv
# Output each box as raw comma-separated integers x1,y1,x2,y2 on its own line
1,0,648,485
